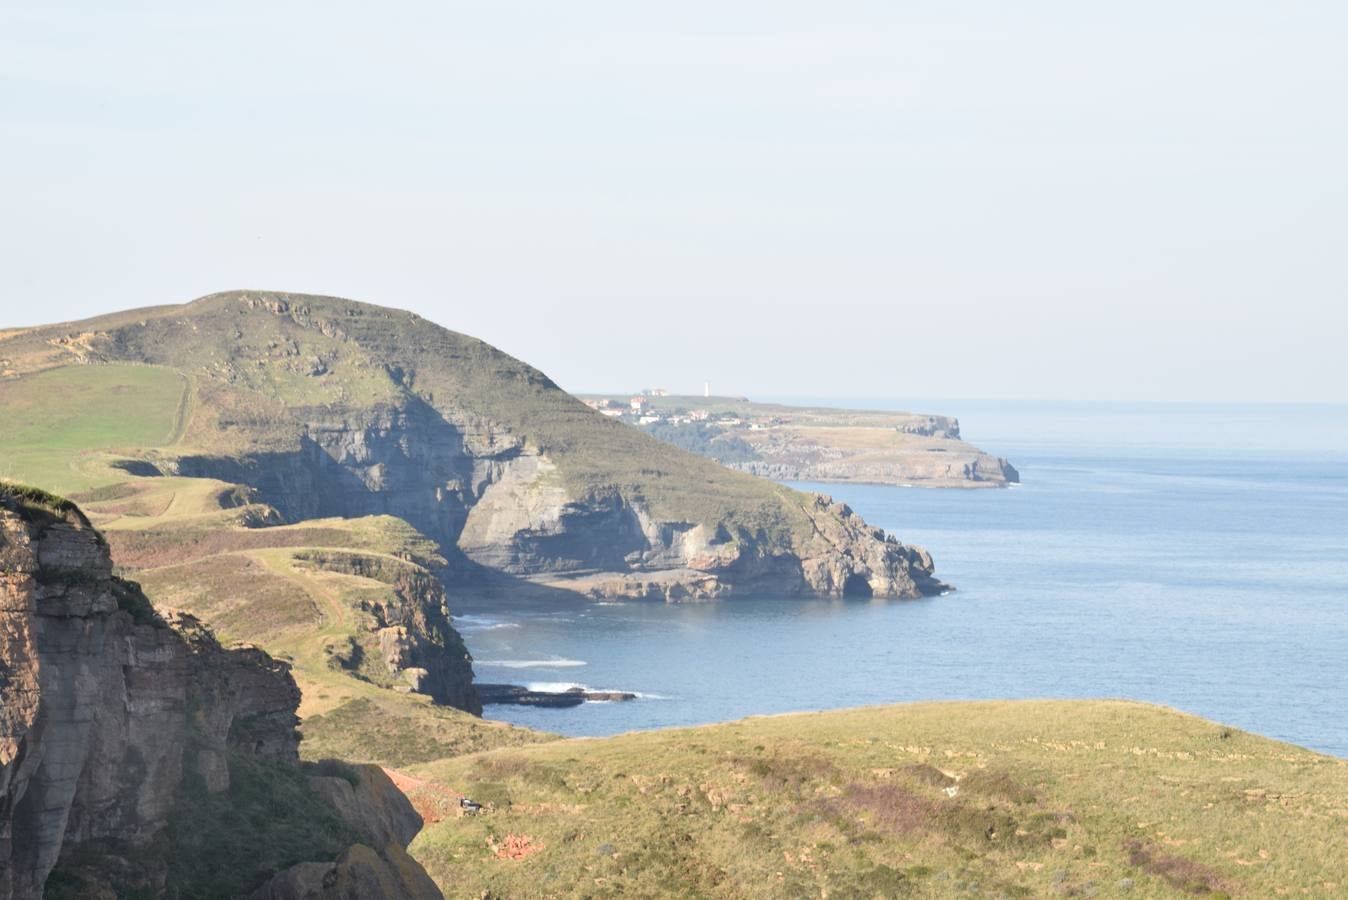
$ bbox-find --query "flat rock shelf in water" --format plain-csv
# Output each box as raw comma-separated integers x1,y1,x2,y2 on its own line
476,683,637,707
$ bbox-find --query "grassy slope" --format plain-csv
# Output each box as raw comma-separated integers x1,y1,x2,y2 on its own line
404,701,1346,899
0,363,188,492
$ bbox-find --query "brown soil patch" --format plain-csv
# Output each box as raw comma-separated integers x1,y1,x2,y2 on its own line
1126,841,1235,895
386,768,464,825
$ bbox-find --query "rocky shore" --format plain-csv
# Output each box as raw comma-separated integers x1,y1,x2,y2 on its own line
476,683,637,707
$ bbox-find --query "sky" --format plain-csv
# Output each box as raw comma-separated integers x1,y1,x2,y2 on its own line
2,2,1345,403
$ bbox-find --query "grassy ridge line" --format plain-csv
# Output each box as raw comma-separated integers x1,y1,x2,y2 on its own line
402,700,1347,898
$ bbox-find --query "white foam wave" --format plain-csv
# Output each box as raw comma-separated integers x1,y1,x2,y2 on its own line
453,615,520,631
525,681,586,692
476,658,588,669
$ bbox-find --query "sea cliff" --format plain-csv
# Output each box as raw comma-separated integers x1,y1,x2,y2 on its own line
0,486,440,899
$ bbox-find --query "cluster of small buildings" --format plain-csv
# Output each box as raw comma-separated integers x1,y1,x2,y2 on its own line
583,393,765,430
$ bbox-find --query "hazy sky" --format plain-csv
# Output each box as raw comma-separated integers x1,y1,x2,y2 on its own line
3,2,1345,402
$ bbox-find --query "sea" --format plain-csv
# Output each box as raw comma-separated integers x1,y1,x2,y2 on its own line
455,401,1348,757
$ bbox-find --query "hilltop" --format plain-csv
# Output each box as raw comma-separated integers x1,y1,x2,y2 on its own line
0,291,943,602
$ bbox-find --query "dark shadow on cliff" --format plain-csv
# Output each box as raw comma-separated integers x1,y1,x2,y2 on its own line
174,394,482,570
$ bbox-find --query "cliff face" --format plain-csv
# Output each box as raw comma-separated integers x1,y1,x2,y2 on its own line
174,395,943,601
0,489,440,899
0,493,298,897
251,763,440,900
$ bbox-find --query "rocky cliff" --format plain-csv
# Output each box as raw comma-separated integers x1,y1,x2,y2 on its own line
291,550,479,713
0,486,441,899
0,291,947,602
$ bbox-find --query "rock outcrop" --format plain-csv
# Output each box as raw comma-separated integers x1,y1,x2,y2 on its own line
291,550,480,713
0,487,441,899
476,683,637,707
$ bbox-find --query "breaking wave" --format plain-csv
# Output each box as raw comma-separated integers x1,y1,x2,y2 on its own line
476,657,588,669
453,615,521,632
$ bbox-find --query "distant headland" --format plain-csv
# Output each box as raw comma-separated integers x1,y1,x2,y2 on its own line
580,392,1019,489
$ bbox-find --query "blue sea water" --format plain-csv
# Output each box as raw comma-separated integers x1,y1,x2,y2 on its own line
457,402,1348,757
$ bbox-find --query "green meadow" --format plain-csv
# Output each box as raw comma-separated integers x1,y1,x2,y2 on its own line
0,364,187,492
405,701,1347,899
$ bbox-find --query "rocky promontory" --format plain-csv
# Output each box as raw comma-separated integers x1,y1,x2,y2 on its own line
584,393,1019,489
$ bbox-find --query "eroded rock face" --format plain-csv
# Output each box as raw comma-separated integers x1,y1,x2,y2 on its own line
292,550,479,714
163,374,941,601
0,495,302,899
306,764,422,851
172,399,526,568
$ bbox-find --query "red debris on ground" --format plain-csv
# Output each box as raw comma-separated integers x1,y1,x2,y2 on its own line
490,833,541,860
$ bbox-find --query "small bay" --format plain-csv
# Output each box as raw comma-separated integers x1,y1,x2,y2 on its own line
460,401,1348,757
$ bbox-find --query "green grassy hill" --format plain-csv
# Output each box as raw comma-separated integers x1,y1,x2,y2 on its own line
0,292,811,535
0,292,946,602
403,701,1346,898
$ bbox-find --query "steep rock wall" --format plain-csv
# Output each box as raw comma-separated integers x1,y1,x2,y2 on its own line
0,496,302,898
172,397,517,559
0,490,442,899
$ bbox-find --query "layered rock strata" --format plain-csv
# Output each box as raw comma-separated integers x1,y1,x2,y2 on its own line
0,489,440,899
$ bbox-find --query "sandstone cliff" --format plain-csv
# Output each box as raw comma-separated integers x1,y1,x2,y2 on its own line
0,486,441,899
